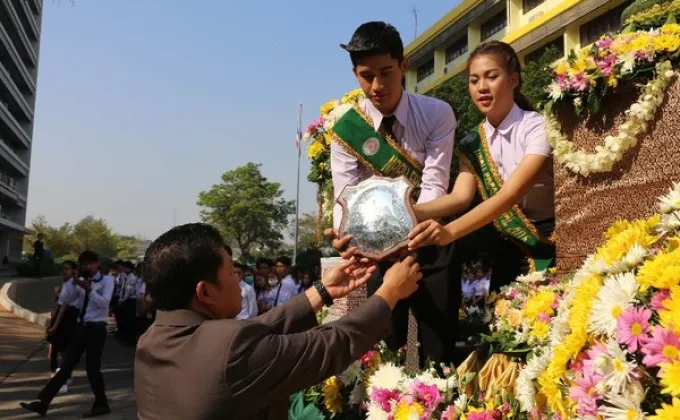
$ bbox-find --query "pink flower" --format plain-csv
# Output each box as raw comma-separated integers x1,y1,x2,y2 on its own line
596,55,617,76
440,405,457,420
596,36,613,49
617,307,652,352
360,350,377,367
412,381,443,409
508,289,519,299
641,326,680,369
370,388,401,412
569,364,603,418
570,73,589,92
538,312,552,323
651,290,671,311
467,411,495,420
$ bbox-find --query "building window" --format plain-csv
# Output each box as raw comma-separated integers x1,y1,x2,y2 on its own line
445,36,468,63
481,9,508,41
523,0,545,13
525,36,565,64
417,58,435,83
580,2,632,46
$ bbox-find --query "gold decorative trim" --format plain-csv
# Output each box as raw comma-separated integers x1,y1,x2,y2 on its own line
477,125,554,245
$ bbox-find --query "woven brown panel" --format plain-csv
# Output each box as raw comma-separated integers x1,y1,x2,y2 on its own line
320,258,368,321
554,76,680,273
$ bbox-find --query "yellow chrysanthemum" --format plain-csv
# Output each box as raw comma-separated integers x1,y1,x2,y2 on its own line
494,299,512,318
320,99,338,115
659,360,680,397
553,60,570,76
660,286,680,332
650,397,680,420
531,320,550,340
307,140,325,159
322,376,343,414
393,401,424,420
538,274,602,417
594,219,657,265
605,220,633,239
340,88,364,105
637,247,680,291
523,290,556,322
322,132,333,145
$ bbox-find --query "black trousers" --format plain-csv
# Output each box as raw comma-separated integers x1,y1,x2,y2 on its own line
367,244,461,365
118,299,138,344
38,323,108,407
490,219,556,291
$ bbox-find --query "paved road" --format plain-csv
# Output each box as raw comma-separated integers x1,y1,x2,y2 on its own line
0,277,137,419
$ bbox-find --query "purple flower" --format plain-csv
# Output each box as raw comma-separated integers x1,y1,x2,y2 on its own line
596,36,613,50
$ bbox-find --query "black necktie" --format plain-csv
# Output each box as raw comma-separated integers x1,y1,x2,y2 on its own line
379,115,397,140
78,291,89,324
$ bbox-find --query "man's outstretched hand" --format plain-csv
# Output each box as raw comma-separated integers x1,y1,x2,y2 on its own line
325,228,409,264
321,249,377,300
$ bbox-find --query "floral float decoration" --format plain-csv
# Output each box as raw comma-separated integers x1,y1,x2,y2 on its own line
303,89,365,242
543,23,680,176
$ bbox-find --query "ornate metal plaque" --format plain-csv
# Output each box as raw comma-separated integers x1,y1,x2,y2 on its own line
338,176,417,260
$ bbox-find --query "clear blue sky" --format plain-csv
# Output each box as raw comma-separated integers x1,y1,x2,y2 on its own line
27,0,459,239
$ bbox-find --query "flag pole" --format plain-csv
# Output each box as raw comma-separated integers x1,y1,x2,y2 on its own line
293,103,303,265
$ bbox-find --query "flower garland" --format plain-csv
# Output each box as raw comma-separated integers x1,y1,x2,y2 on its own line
303,89,366,232
625,0,680,28
547,60,676,176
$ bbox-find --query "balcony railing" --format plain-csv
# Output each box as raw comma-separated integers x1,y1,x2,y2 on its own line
15,0,40,40
0,100,30,148
0,136,29,174
2,0,37,65
0,61,33,121
0,22,35,92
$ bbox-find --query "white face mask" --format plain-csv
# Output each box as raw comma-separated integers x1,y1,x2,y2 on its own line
269,279,279,287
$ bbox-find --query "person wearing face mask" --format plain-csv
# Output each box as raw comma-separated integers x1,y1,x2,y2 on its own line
233,260,257,320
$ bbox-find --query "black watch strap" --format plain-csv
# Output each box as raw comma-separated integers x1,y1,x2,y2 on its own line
313,281,334,306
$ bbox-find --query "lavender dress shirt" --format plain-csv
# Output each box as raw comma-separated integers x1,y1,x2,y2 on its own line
482,104,554,222
330,91,456,228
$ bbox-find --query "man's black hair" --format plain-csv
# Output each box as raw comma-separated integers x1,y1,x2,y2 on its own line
224,245,233,257
255,258,273,268
61,260,77,270
234,262,246,271
341,21,404,67
78,250,99,265
114,259,124,266
144,223,226,310
275,256,292,267
122,261,136,270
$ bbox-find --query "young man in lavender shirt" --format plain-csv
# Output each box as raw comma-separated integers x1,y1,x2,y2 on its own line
328,21,462,365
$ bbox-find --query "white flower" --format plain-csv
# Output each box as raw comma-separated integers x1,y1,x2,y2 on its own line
454,394,468,413
598,389,646,420
589,274,636,337
516,351,551,412
596,340,638,394
659,211,680,233
516,270,547,284
573,97,583,107
368,363,406,392
659,182,680,214
548,81,563,100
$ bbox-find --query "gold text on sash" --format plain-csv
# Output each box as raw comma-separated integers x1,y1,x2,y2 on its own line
381,155,421,186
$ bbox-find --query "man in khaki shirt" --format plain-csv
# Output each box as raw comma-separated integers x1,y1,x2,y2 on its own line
134,223,422,420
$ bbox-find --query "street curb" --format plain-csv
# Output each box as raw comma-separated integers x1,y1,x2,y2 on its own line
0,282,50,327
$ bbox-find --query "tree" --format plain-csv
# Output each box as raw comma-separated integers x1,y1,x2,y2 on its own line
291,211,328,250
428,75,484,141
23,215,147,260
197,162,295,262
521,45,562,109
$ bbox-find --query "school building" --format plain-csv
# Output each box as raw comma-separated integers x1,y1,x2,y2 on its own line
0,0,43,261
405,0,632,94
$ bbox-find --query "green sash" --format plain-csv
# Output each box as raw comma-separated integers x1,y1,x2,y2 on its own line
332,106,423,188
457,124,555,272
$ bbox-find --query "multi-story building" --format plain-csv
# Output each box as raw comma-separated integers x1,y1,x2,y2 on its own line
0,0,43,262
405,0,632,94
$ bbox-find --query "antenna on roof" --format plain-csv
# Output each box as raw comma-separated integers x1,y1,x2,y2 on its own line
412,5,419,40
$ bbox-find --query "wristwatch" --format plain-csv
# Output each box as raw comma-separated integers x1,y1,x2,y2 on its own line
313,281,334,306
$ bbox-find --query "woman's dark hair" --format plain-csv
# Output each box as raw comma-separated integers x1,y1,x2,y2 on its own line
61,260,77,270
144,223,225,310
467,41,535,112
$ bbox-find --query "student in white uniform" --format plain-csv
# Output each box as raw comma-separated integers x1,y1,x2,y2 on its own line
118,261,143,345
21,251,114,418
234,262,257,320
46,260,80,394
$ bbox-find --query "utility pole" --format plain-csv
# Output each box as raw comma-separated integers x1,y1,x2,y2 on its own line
413,5,419,40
